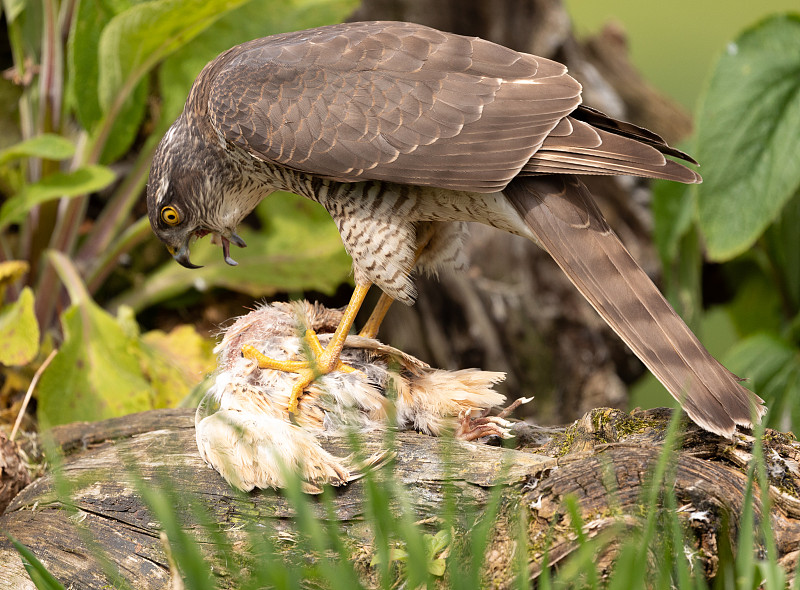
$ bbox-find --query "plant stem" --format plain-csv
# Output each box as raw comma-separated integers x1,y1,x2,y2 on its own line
86,216,152,295
78,141,156,265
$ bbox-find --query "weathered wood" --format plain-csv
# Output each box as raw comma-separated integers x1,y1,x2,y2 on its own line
1,408,799,588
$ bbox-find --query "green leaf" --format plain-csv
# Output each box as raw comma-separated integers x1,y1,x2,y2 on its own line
98,77,148,164
7,535,66,590
157,0,360,126
1,0,26,24
97,0,253,116
651,179,694,265
0,165,116,231
0,287,39,366
723,273,784,338
428,558,446,577
0,134,75,165
112,192,352,311
66,0,128,132
724,333,800,429
695,14,800,261
764,188,800,311
37,299,154,426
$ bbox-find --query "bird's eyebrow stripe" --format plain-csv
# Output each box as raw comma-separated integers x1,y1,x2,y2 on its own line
155,176,170,209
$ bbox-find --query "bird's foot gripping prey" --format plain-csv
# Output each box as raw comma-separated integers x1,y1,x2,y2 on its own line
241,283,371,414
196,301,515,491
147,20,766,437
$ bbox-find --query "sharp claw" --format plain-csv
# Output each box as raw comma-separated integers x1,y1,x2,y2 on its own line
221,237,238,266
229,231,247,248
221,232,246,266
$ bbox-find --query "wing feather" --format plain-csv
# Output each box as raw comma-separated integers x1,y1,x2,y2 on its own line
206,21,580,193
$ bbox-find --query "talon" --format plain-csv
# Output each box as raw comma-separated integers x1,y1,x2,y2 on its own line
241,329,363,417
240,284,372,418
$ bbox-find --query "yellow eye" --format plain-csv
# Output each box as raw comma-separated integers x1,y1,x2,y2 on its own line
161,206,181,226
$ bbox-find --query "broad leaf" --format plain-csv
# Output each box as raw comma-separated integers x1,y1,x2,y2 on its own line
138,323,216,407
0,134,75,165
0,260,29,299
724,333,800,429
157,0,359,127
0,287,39,366
37,300,154,426
99,78,149,164
37,255,213,424
764,189,800,311
112,192,352,311
651,179,694,265
0,165,115,230
66,0,113,132
97,0,253,117
695,14,800,260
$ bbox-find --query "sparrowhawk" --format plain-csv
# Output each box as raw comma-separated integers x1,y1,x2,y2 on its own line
146,21,765,436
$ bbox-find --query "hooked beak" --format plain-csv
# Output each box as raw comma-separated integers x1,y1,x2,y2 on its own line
167,240,202,269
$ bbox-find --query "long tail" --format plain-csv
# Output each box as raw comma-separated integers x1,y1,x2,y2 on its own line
504,175,765,437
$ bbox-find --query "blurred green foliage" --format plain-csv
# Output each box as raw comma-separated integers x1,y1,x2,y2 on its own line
565,0,800,110
0,0,356,426
642,14,800,432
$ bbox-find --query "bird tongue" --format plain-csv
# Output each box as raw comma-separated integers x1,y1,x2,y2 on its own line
221,232,247,266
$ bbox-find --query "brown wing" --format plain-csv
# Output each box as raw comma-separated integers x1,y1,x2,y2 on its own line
522,106,701,183
205,21,581,193
203,21,699,192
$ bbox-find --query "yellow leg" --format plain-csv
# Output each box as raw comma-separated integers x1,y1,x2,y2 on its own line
242,282,372,415
359,292,395,339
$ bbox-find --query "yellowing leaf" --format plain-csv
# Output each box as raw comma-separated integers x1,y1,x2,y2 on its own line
0,260,29,285
139,324,216,407
0,260,29,301
0,287,39,366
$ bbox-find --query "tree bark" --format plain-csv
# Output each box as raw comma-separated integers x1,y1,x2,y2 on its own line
1,408,798,588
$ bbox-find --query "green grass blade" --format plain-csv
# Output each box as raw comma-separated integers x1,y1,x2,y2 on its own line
7,536,66,590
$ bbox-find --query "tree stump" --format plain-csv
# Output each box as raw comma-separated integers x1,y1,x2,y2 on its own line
1,408,798,588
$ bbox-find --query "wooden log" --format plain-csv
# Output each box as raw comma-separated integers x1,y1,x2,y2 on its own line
1,407,799,588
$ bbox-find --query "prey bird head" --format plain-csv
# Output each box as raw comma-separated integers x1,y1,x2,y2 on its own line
146,114,248,269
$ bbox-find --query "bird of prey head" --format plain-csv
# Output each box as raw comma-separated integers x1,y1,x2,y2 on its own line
147,114,249,268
